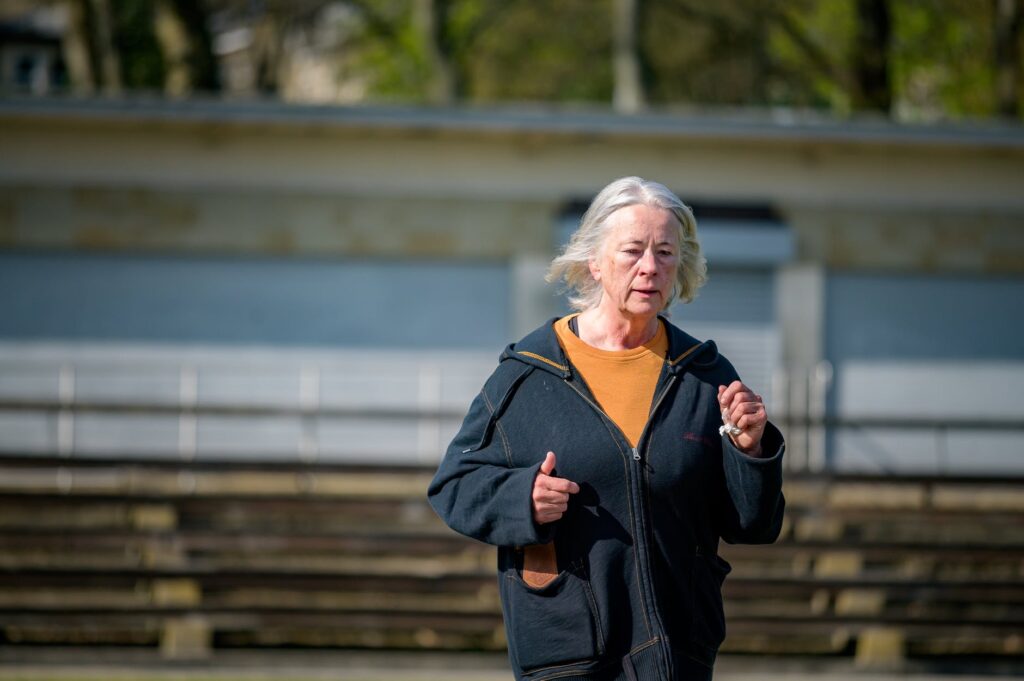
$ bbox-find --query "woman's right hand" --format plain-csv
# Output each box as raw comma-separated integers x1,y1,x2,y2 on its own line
532,451,580,524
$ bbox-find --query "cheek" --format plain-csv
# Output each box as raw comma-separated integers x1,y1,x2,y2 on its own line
612,257,638,277
661,264,679,289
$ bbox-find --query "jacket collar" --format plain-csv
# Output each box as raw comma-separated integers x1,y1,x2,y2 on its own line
501,318,572,377
502,315,719,377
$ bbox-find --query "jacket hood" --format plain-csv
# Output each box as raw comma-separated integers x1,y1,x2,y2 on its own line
501,316,719,377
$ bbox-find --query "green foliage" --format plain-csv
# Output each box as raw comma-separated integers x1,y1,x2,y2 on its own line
61,0,1024,119
890,0,997,120
344,0,614,104
111,0,165,89
466,0,613,103
768,0,856,113
350,1,433,103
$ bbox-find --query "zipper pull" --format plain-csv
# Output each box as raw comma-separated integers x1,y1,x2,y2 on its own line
632,447,641,461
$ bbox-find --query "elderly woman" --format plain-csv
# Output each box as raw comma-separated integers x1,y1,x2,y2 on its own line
428,177,785,681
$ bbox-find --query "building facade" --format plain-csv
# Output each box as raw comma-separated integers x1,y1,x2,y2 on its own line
1,98,1022,472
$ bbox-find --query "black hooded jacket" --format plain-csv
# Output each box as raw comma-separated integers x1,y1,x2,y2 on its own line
428,317,785,680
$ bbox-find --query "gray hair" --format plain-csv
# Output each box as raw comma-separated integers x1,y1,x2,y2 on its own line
547,176,707,312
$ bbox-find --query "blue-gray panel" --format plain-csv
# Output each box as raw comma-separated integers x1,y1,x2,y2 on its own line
669,267,774,324
0,251,509,349
826,273,1024,361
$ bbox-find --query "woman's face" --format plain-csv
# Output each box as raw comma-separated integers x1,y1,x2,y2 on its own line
589,204,680,321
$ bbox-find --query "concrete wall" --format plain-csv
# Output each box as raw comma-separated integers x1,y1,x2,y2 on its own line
2,101,1023,270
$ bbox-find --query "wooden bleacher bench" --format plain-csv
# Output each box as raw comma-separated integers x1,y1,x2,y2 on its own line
0,455,1022,671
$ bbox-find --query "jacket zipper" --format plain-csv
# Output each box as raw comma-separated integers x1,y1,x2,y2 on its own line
631,374,677,681
564,372,678,679
566,378,676,463
635,376,677,460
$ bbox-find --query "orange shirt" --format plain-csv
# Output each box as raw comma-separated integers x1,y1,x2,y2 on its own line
553,314,668,448
523,314,669,587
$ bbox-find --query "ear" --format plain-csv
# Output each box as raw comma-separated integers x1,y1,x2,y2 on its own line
588,258,601,282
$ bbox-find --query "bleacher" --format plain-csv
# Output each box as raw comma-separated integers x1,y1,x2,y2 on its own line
0,454,1022,672
0,345,1022,673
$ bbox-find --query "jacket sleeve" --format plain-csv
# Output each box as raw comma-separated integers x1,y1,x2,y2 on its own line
719,421,786,544
705,355,786,545
427,378,556,548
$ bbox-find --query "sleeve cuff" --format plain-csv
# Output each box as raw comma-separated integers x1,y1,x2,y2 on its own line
723,421,785,464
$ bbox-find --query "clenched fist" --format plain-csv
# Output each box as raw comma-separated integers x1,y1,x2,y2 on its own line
718,380,767,457
532,451,580,524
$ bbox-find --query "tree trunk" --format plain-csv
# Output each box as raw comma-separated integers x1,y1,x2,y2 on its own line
88,0,122,93
613,0,645,113
415,0,456,104
172,0,219,91
62,0,97,94
154,0,191,96
750,4,771,104
153,0,219,96
853,0,891,113
252,12,282,94
994,0,1022,117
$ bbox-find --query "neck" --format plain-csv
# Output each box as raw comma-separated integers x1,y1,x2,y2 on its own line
577,307,660,351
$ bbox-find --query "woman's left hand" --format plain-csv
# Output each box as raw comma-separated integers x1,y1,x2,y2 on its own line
718,380,767,457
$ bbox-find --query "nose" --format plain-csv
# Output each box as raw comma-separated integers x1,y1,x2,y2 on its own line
638,248,658,274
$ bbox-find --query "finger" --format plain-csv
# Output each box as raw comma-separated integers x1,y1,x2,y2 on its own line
535,489,570,505
735,411,766,431
534,508,562,525
538,510,564,524
536,482,572,499
718,380,745,409
727,392,761,416
542,477,578,494
543,501,568,515
731,401,763,421
724,400,763,431
540,451,556,476
726,388,756,409
537,503,567,519
722,395,753,419
533,484,567,501
533,476,558,494
536,501,566,515
736,400,762,415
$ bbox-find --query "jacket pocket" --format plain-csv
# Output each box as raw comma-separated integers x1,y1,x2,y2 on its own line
689,552,731,667
522,543,559,588
505,560,604,674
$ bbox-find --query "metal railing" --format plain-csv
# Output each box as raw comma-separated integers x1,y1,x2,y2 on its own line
2,356,1022,473
0,356,487,465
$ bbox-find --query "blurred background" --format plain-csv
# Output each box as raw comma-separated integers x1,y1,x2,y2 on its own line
0,0,1022,679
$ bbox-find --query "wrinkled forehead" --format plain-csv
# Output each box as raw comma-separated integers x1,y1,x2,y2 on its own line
599,204,683,249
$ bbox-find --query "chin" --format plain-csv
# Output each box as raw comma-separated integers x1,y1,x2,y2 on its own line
626,304,660,318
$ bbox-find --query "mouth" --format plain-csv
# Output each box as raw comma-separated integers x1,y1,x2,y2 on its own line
632,289,659,297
